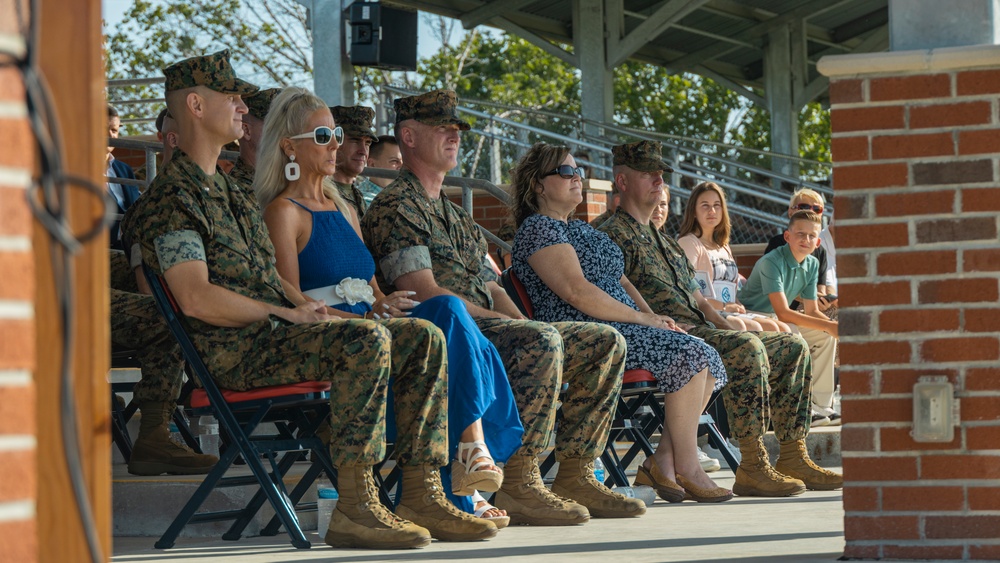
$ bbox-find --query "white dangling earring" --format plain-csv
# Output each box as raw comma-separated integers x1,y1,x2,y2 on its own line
284,154,300,181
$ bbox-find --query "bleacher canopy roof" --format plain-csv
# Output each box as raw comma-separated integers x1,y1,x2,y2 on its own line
386,0,889,100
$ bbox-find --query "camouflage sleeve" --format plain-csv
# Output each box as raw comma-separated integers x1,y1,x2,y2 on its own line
480,254,499,283
380,246,433,285
155,229,207,272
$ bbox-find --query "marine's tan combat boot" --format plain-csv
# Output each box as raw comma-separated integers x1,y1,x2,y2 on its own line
325,465,431,549
552,458,646,518
775,439,843,491
494,454,590,526
127,402,218,476
395,465,498,541
732,437,806,497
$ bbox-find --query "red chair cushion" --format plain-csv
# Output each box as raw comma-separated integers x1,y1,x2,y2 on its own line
189,381,332,408
623,369,655,385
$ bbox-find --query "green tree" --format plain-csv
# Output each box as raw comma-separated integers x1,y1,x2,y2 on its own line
105,0,312,134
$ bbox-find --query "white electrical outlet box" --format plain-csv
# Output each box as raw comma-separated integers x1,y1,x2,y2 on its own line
912,376,955,443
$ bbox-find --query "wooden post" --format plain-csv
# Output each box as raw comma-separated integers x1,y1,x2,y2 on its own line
35,0,111,561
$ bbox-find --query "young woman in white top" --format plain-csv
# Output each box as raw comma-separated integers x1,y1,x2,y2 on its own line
677,182,790,333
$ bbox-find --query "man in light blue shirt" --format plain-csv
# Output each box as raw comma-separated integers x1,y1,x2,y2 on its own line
740,211,839,425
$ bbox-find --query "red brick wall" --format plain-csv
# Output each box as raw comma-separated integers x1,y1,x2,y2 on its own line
0,8,38,561
830,60,1000,559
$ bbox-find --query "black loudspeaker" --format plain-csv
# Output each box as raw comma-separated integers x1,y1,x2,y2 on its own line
349,2,418,71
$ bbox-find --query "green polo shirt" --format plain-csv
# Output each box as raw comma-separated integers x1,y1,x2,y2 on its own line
738,244,819,313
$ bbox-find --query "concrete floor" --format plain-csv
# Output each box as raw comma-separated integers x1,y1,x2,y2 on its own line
112,466,849,563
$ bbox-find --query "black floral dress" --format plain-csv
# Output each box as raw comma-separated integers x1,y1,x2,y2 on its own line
513,214,727,394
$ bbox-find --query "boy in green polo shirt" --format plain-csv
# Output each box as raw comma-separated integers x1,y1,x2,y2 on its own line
740,211,838,427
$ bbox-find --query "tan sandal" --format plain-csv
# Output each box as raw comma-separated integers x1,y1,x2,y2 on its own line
634,458,685,503
675,473,733,503
451,440,503,496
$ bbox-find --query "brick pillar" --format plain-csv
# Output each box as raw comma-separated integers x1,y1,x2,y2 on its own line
821,45,1000,560
0,11,38,562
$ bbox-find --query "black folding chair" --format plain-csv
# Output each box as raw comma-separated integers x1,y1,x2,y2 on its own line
501,268,740,482
143,264,336,549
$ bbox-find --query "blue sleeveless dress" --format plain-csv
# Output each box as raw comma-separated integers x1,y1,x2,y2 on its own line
287,199,523,513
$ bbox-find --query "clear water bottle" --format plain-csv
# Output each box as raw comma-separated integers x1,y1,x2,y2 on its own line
593,458,606,485
168,421,182,445
614,485,657,507
316,486,339,534
199,415,220,458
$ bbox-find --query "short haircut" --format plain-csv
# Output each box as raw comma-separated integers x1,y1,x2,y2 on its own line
787,210,821,229
791,187,824,206
154,107,171,133
107,104,119,118
369,134,398,159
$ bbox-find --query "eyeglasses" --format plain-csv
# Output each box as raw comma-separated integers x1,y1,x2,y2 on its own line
793,202,824,214
289,126,344,146
541,165,586,180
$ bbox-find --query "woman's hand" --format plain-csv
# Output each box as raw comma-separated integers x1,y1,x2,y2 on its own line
722,302,746,314
636,312,682,331
371,290,420,319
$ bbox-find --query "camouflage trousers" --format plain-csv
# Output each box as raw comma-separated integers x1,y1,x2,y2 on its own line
688,326,812,443
475,319,626,461
214,317,449,468
109,250,186,405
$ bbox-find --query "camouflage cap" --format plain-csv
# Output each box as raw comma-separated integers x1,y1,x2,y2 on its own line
244,87,282,121
163,49,258,96
612,140,675,173
393,89,470,130
329,105,379,142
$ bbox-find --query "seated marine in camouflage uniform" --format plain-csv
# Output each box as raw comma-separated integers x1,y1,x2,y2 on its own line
329,105,379,219
123,50,479,550
227,87,282,190
597,140,842,494
363,89,644,526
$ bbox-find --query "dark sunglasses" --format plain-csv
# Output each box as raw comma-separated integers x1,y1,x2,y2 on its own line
794,202,824,214
289,126,344,146
542,164,586,180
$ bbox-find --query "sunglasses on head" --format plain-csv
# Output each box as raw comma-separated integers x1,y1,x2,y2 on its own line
289,126,344,146
794,202,824,214
542,164,587,180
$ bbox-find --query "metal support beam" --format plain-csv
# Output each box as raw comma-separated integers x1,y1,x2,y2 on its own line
462,0,536,29
764,22,799,180
694,64,766,108
794,76,829,109
490,17,578,66
607,0,707,68
576,0,614,151
312,0,354,106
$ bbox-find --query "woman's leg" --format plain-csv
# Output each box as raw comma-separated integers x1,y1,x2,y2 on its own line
726,315,748,330
740,317,764,331
660,368,720,490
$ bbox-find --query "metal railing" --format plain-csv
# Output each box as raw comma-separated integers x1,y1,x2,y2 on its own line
107,77,830,244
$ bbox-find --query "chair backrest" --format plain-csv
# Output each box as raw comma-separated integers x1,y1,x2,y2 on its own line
142,264,241,423
500,268,534,319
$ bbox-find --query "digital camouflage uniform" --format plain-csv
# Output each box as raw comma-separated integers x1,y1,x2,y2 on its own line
123,139,451,467
334,180,368,220
109,250,186,404
330,105,380,219
363,168,627,461
598,209,812,442
227,156,254,191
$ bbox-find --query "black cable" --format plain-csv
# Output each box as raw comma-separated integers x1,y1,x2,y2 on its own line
5,0,111,561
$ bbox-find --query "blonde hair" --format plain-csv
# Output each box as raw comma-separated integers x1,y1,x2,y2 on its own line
253,87,347,211
790,187,824,207
678,182,731,248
